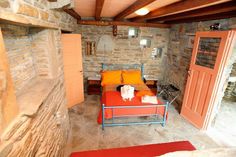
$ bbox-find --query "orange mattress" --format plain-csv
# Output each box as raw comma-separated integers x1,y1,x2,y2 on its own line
97,91,166,124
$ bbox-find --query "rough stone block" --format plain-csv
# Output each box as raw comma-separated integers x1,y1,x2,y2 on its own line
39,10,49,21
0,0,10,8
14,2,39,18
0,142,13,157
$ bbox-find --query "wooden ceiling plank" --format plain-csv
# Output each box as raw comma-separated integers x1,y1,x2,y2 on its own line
131,0,228,22
77,20,170,28
165,10,236,24
148,1,236,23
114,0,156,21
95,0,105,20
63,8,81,20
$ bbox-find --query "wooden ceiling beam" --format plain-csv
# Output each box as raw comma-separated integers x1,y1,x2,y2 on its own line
77,20,170,28
95,0,105,20
63,8,81,21
148,1,236,23
131,0,229,22
165,10,236,24
114,0,156,21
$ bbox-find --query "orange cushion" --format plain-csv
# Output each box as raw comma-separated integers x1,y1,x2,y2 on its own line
136,90,155,97
122,70,144,84
101,70,122,86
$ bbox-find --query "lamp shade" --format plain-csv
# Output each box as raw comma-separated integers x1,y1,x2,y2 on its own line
140,39,148,46
128,27,138,37
128,29,135,36
135,8,149,16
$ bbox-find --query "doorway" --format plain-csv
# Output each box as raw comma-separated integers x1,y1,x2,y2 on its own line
207,63,236,146
179,30,236,146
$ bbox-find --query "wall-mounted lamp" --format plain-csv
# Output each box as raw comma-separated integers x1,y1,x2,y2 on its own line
140,38,151,48
210,23,221,30
151,48,163,59
128,27,138,38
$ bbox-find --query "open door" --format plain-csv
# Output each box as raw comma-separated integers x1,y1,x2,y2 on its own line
181,31,236,129
61,34,84,108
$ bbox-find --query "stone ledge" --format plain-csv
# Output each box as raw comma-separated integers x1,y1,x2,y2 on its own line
17,78,57,116
230,24,236,29
0,10,58,29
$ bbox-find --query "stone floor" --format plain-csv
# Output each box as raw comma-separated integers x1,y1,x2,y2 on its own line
207,100,236,146
69,94,220,152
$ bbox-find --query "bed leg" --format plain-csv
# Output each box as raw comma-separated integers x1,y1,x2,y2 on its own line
102,104,105,130
162,101,169,127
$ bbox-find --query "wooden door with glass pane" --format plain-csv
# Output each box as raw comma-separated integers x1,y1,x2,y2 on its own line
61,34,84,108
181,31,236,129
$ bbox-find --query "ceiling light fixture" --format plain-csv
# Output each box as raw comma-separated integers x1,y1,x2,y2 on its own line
135,8,149,16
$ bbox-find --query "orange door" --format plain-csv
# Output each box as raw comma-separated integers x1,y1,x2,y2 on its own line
61,34,84,108
181,31,236,129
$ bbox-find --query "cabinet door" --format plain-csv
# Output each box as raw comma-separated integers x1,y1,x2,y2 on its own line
181,31,236,129
61,34,84,108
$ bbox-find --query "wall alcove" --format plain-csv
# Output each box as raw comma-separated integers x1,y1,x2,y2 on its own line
0,23,61,114
0,23,70,156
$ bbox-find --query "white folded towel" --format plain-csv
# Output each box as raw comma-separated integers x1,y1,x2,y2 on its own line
121,85,134,101
141,95,158,104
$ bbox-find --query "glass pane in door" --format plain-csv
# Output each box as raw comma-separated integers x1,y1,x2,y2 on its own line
195,37,221,69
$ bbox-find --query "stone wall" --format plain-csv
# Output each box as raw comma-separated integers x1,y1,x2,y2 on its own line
0,78,69,157
224,63,236,99
75,25,169,83
0,0,77,155
224,82,236,99
0,24,63,95
230,63,236,76
0,27,71,157
31,28,60,79
0,24,37,95
164,18,236,108
0,0,77,31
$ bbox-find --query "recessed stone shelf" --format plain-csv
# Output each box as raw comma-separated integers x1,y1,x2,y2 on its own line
17,78,57,116
0,10,58,30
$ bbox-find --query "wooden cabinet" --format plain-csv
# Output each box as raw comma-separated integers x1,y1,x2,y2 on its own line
145,79,157,93
87,77,101,95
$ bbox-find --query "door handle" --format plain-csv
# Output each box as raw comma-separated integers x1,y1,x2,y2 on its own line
188,70,191,77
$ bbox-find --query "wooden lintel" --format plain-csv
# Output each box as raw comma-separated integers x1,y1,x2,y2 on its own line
148,1,236,23
48,0,57,2
131,0,227,22
114,0,156,21
95,0,105,20
77,20,170,28
63,8,81,20
0,10,58,29
165,10,236,24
